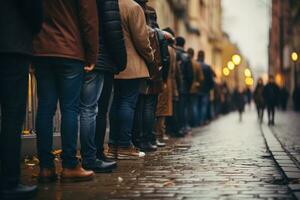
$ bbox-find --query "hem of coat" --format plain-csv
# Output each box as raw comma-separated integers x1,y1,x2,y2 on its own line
114,76,149,80
33,53,85,62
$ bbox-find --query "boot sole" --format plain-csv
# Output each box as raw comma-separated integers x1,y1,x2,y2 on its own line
60,175,94,183
117,154,144,160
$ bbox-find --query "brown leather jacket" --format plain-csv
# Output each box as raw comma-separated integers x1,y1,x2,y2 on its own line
190,59,204,94
33,0,99,64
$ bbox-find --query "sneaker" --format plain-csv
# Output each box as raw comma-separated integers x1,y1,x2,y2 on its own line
117,145,145,160
140,141,157,152
106,145,118,159
155,139,166,147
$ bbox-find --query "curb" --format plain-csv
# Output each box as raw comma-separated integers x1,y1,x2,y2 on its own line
261,124,300,200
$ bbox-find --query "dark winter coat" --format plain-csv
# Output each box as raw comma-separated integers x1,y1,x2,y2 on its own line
176,47,193,95
253,84,265,108
0,0,43,55
199,61,215,94
263,82,280,107
96,0,127,74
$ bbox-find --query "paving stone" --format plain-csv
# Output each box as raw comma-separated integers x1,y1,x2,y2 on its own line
20,111,295,200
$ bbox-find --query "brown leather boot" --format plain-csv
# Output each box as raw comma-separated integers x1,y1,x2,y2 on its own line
61,164,94,182
38,168,57,183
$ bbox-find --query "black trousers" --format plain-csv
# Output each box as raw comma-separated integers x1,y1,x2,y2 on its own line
267,105,275,123
95,72,113,158
0,54,29,188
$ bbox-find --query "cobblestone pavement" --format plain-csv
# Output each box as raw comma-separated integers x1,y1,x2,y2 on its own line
270,111,300,165
22,111,295,200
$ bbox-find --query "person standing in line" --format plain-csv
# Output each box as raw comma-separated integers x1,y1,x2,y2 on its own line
79,0,127,173
0,1,43,199
253,78,265,123
33,0,99,182
175,37,193,135
263,75,280,126
156,27,178,141
107,0,154,160
197,50,215,125
187,48,204,127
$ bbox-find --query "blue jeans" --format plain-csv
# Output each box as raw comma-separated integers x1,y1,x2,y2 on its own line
35,58,84,169
189,94,199,127
179,94,190,132
109,79,141,148
79,72,104,166
133,94,158,144
198,94,209,125
0,54,29,187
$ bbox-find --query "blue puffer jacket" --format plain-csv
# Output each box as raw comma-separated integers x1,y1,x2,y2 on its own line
95,0,127,74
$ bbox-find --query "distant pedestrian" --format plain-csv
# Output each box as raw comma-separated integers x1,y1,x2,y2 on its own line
253,78,265,123
245,87,252,109
279,86,289,111
233,87,246,122
263,75,280,125
0,0,43,199
293,86,300,111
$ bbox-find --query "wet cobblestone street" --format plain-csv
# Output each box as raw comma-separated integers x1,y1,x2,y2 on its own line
22,111,295,200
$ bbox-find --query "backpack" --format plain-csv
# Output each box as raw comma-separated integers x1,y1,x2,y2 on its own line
147,26,162,80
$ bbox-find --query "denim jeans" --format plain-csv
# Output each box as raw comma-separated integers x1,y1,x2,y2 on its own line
133,94,158,144
0,54,29,187
109,79,141,148
79,71,104,165
34,58,84,169
166,100,180,135
198,94,209,125
179,94,190,132
189,94,199,127
95,73,113,158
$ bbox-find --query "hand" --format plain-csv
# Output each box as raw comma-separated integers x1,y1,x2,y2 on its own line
84,64,95,72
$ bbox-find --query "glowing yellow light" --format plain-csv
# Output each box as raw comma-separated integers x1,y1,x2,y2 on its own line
227,61,235,70
244,68,252,77
232,54,242,65
245,77,254,86
291,52,298,62
223,67,230,76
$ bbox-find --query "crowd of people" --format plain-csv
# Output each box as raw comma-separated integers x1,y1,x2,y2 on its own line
0,0,292,199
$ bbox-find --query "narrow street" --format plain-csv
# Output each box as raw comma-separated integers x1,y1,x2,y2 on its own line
21,110,296,200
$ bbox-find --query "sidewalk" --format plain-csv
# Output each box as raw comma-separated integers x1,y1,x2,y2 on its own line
21,111,295,200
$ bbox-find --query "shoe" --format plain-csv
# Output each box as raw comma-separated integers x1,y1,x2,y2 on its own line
83,159,116,173
140,142,157,152
97,153,116,163
38,168,57,183
0,184,37,200
162,135,169,141
106,145,118,159
61,164,94,182
155,139,166,147
117,145,146,160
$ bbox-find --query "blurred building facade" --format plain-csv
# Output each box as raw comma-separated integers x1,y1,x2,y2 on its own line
148,0,250,91
269,0,300,92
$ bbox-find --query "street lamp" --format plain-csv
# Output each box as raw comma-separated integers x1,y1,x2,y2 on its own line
223,67,230,77
232,54,242,65
231,54,242,88
227,61,235,70
291,51,299,95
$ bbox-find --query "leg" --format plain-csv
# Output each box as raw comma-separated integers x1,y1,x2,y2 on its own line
132,95,144,147
109,80,121,147
35,63,58,169
0,55,29,187
117,79,141,147
79,72,104,166
95,73,113,159
142,95,158,144
56,60,84,169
